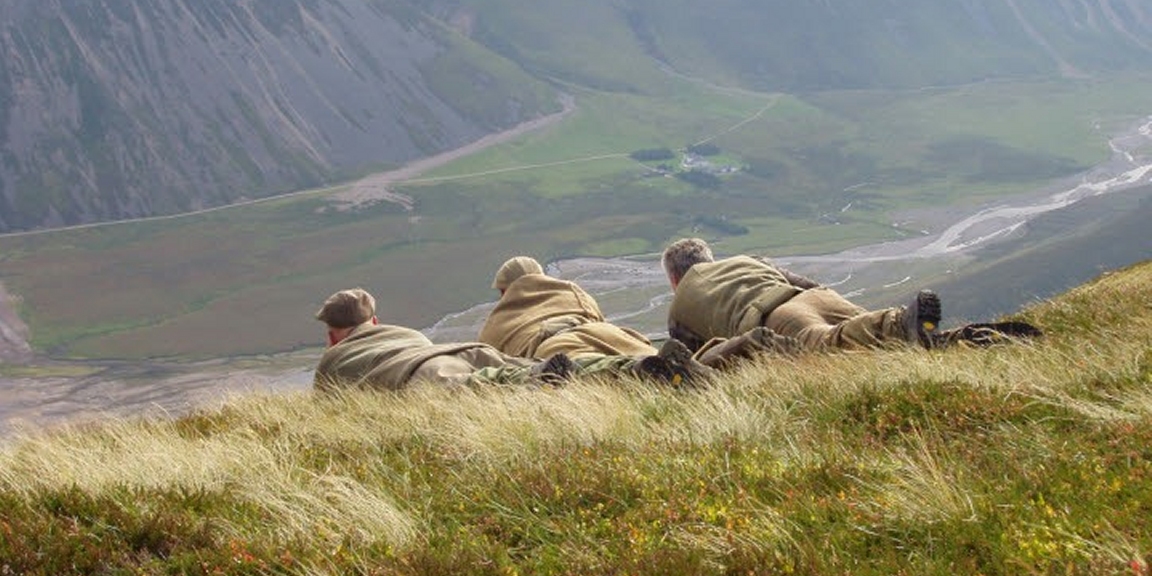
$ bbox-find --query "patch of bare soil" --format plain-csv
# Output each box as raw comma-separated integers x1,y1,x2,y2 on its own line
0,282,32,363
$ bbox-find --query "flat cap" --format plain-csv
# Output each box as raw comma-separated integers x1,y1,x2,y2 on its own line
316,288,375,328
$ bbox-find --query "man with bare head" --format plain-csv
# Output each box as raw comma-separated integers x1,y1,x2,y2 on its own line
661,237,942,354
482,256,659,359
480,256,711,386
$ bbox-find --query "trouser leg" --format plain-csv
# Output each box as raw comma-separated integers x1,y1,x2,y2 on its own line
452,353,638,385
535,325,658,358
414,348,536,386
569,354,639,377
694,328,801,368
765,288,903,350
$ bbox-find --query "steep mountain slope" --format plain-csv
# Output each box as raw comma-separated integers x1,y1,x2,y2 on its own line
0,0,558,232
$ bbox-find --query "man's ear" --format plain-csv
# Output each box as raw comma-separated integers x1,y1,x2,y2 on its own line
371,316,379,325
327,329,340,347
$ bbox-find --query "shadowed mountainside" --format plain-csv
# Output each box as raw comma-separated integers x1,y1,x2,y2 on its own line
929,184,1152,322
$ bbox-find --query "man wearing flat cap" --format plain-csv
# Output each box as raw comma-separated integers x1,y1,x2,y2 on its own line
313,287,575,392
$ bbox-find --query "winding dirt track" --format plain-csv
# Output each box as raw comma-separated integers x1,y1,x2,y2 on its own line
332,94,576,207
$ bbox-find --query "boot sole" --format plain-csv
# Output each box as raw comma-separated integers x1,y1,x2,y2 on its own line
911,290,941,348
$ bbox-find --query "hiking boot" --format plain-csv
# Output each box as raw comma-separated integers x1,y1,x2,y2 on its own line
530,352,576,386
633,354,677,383
900,289,941,348
662,337,715,372
631,339,715,387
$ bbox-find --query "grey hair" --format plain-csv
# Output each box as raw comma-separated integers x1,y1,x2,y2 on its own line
662,238,714,284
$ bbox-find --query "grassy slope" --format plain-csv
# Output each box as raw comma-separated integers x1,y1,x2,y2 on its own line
2,75,1152,359
464,0,674,93
1,261,1150,574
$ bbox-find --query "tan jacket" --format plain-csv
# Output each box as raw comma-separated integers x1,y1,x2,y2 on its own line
479,274,656,358
314,323,497,391
667,256,802,350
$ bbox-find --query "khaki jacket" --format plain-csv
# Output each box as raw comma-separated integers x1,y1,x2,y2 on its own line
314,323,494,391
479,274,655,358
667,256,802,349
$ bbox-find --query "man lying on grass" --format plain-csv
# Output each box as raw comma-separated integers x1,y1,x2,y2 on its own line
479,256,716,386
661,237,1040,363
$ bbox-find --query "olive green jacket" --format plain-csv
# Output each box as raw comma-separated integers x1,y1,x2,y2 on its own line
314,323,496,391
479,273,655,358
667,256,803,350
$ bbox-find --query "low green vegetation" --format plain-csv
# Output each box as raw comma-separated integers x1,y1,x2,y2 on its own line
2,261,1150,574
0,363,97,379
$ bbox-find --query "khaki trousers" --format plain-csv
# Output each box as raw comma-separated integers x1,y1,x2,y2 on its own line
414,347,537,387
415,349,641,388
764,288,905,350
534,323,658,359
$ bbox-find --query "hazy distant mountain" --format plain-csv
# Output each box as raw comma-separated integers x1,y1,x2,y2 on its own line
0,0,558,232
3,0,1151,232
455,0,1152,92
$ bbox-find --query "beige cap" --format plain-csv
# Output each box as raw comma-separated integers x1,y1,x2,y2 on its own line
315,288,375,328
492,256,544,290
